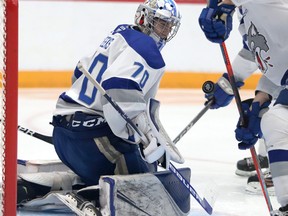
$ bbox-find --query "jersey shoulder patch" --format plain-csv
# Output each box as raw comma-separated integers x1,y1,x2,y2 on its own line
114,25,165,69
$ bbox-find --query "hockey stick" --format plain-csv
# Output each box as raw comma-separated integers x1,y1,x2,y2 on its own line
17,96,213,149
219,42,273,212
173,80,214,144
204,0,273,211
16,105,214,214
17,125,53,144
0,118,53,144
15,69,214,214
169,162,213,214
80,67,214,215
17,80,214,148
79,66,144,140
173,98,213,144
171,94,214,214
17,101,212,149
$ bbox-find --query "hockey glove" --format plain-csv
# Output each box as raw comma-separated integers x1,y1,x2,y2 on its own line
205,73,244,109
133,99,184,168
132,112,164,162
235,99,271,150
198,4,235,43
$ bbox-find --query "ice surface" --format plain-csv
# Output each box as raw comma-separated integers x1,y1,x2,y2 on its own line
17,88,278,216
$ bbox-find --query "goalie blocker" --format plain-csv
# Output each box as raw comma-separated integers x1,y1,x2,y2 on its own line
17,160,191,216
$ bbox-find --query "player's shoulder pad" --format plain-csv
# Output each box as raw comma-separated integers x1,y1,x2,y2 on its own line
113,24,165,69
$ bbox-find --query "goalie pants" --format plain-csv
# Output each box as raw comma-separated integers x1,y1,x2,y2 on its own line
52,112,157,186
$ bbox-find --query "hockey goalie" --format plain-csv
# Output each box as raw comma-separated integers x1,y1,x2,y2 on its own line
16,0,195,214
17,99,191,215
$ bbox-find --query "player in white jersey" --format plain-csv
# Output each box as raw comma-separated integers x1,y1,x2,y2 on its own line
51,0,183,188
199,0,288,215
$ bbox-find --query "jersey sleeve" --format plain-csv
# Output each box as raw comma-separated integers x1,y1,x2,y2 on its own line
256,75,284,99
232,48,259,82
101,33,165,143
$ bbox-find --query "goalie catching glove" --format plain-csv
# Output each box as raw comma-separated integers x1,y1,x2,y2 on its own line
132,98,185,168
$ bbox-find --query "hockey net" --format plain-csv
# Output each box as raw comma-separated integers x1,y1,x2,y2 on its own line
0,0,18,215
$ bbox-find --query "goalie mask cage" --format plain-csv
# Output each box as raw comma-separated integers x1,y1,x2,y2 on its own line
0,0,18,215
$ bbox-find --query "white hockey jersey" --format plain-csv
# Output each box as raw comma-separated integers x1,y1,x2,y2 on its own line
54,24,166,142
234,0,288,95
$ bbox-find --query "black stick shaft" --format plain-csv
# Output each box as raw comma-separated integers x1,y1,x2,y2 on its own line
17,125,53,144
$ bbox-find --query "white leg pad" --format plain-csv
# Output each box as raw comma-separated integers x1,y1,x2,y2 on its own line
18,171,84,191
99,168,191,216
18,159,70,174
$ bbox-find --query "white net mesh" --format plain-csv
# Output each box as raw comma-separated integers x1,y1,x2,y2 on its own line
0,0,18,214
0,0,6,213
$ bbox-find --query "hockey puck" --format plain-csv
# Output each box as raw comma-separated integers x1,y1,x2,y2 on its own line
202,81,215,94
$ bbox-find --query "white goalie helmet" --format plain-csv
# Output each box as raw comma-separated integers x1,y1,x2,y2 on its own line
135,0,181,50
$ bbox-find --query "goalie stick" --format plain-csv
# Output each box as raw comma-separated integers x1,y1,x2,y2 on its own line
17,82,214,148
17,79,215,147
169,84,215,214
15,75,215,214
17,97,213,150
80,66,214,215
17,119,214,215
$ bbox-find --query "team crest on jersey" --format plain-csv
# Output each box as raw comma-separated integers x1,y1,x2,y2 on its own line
100,36,114,49
247,22,273,74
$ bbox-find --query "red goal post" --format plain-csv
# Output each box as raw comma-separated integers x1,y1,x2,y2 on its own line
0,0,18,215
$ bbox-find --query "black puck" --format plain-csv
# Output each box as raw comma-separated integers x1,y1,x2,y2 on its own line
202,81,215,94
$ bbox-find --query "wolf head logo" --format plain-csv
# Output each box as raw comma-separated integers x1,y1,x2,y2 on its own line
247,22,273,73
